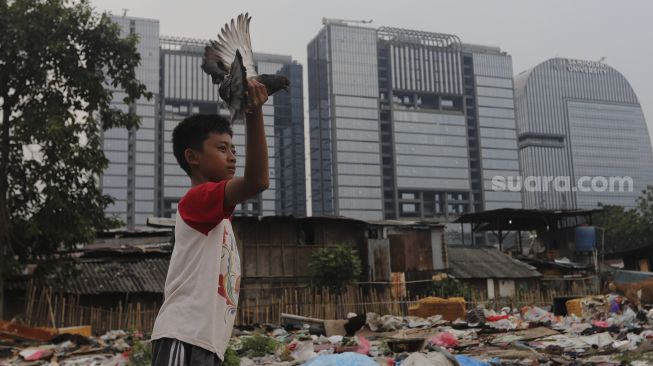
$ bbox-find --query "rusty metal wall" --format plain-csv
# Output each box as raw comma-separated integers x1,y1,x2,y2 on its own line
389,230,433,272
367,239,391,282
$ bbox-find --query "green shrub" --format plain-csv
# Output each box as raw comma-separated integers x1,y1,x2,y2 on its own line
223,347,241,366
309,245,362,293
238,335,280,358
128,335,152,366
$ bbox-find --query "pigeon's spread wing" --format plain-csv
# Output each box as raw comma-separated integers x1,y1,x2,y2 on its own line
203,13,257,81
201,43,226,83
227,50,248,122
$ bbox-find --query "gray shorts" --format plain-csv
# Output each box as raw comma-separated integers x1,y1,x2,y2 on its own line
151,338,222,366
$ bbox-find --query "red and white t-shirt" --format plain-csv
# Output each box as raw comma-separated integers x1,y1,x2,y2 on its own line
151,181,240,360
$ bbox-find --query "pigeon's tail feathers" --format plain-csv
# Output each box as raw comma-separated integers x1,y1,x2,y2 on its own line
208,13,257,79
228,106,239,124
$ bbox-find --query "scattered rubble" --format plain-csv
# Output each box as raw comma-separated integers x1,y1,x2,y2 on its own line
0,323,138,366
1,294,652,365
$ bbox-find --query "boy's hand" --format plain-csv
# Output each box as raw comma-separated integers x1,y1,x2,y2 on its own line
245,79,268,115
224,78,270,209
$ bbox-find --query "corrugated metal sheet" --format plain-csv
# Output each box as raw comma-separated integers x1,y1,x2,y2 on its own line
60,258,169,295
448,247,541,279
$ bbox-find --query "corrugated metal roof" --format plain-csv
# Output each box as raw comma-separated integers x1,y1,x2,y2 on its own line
454,208,600,231
448,247,541,279
85,235,172,252
613,270,653,284
59,258,169,295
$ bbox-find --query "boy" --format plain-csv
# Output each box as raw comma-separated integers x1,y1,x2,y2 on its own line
150,79,269,366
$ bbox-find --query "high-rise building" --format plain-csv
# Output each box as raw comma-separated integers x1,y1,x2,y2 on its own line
515,58,653,209
274,63,307,217
102,16,160,228
308,23,522,221
101,17,305,228
159,36,305,218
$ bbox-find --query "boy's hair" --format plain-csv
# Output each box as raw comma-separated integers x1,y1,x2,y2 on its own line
172,114,233,176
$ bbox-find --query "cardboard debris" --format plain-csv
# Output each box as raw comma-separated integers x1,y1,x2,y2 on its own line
408,297,466,322
0,320,57,342
565,298,583,317
323,319,348,337
58,326,92,337
491,326,559,344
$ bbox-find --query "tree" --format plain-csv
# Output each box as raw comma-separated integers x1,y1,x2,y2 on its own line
635,185,653,228
0,0,150,318
309,245,362,293
593,185,653,255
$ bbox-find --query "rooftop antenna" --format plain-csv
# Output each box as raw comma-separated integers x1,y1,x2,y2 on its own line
322,17,373,26
122,8,128,17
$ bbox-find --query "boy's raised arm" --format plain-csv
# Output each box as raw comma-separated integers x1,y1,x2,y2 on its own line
224,79,270,209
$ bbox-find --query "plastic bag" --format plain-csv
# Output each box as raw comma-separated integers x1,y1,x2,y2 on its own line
19,347,54,361
60,354,128,366
327,335,343,344
302,352,378,366
610,307,636,327
455,355,491,366
522,306,553,323
291,340,317,362
401,352,453,366
486,314,509,322
592,320,609,328
429,332,459,347
487,318,517,330
355,335,370,355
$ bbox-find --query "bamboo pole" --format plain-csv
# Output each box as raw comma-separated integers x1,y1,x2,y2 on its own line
118,301,123,330
137,302,142,331
45,288,56,329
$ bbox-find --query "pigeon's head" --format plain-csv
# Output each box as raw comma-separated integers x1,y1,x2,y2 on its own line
279,75,290,91
255,74,290,95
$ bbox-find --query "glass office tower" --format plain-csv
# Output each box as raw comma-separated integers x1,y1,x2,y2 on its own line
308,23,522,221
101,17,305,228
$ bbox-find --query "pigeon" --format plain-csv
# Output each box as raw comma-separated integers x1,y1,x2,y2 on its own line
202,13,290,122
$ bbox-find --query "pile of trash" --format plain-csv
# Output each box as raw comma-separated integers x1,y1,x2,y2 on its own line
226,313,650,365
0,323,148,366
2,294,653,365
226,295,653,366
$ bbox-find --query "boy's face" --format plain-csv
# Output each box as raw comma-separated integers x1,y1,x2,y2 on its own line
190,132,237,182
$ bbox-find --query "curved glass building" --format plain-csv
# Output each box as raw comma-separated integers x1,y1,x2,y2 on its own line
515,58,653,209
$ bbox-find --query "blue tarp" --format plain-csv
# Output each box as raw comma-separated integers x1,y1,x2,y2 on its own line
455,355,491,366
302,352,378,366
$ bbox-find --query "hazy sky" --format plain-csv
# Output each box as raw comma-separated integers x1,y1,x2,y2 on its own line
90,0,653,148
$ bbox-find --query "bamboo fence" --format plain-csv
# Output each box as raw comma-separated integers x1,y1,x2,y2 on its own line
21,283,596,333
